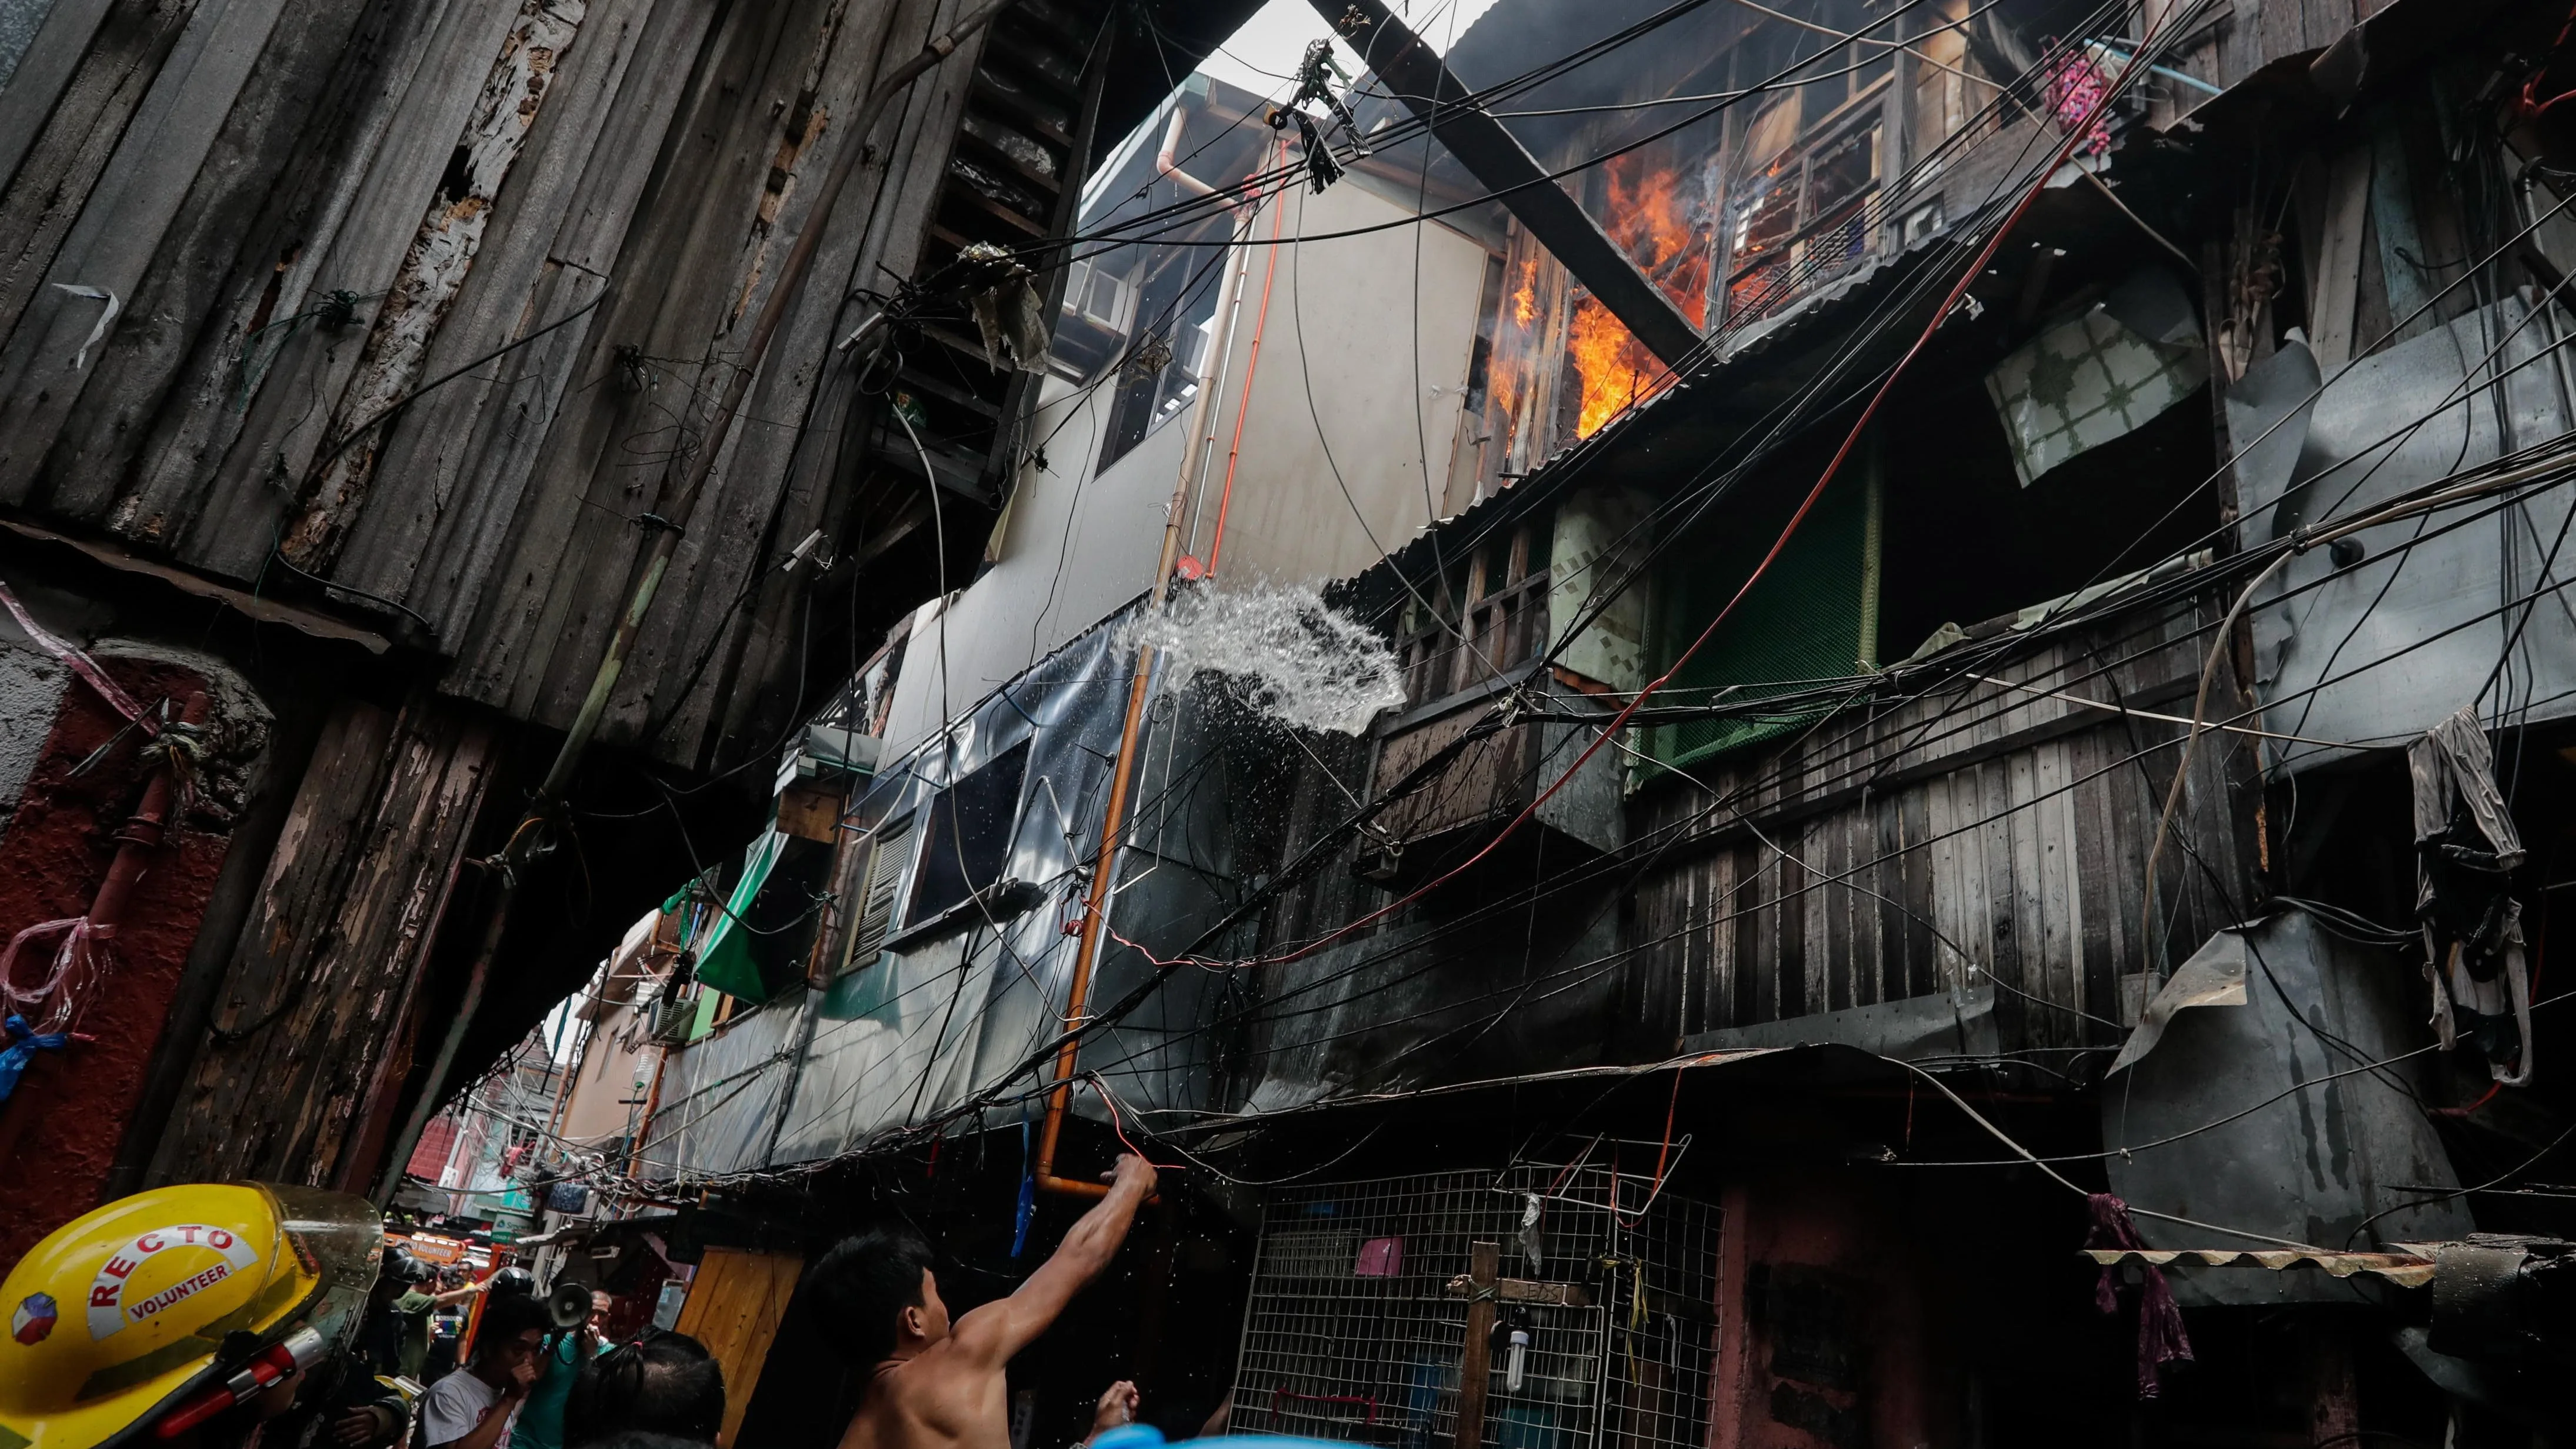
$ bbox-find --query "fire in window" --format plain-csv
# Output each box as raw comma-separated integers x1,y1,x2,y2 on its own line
1724,94,1887,324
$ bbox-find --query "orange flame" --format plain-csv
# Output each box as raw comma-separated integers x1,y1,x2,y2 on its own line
1486,248,1545,453
1568,296,1659,438
1564,151,1710,438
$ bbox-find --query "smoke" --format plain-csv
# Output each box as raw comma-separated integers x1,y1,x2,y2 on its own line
1121,583,1407,736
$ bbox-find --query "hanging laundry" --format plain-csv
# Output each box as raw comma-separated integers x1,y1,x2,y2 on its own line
2084,1193,2193,1397
2408,707,2534,1086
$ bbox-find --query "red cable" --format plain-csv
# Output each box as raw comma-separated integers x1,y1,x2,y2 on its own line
1225,22,2177,970
1087,1075,1185,1170
1079,20,2185,979
1205,134,1291,578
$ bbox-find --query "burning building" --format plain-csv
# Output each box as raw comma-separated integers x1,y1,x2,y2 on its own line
174,0,2576,1445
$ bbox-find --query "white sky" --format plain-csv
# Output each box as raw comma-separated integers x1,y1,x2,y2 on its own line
1194,0,1504,104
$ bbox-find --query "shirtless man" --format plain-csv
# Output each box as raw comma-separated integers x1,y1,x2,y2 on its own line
824,1155,1158,1449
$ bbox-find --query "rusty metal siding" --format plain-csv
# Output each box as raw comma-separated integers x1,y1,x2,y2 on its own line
1627,596,2255,1055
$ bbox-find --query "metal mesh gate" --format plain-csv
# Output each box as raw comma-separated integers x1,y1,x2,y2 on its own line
1229,1160,1722,1449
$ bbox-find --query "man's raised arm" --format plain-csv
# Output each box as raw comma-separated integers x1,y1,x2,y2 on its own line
952,1155,1157,1364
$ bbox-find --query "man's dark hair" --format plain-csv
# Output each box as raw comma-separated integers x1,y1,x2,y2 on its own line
565,1333,725,1446
472,1293,554,1355
805,1225,935,1368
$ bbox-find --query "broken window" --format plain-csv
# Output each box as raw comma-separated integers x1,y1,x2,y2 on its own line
1722,79,1887,325
1394,511,1554,708
1871,296,2219,666
906,742,1030,927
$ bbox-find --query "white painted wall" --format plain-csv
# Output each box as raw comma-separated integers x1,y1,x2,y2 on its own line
1174,182,1489,587
874,401,1181,760
874,176,1491,760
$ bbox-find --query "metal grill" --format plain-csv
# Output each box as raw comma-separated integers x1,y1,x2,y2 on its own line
1230,1159,1722,1449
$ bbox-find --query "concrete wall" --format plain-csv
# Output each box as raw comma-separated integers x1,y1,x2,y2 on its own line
0,578,275,1270
1173,182,1489,588
877,179,1491,761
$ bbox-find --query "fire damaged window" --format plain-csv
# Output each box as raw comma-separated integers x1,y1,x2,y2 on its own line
1874,268,2221,662
1097,229,1229,472
1395,512,1553,708
905,742,1030,927
1724,97,1886,325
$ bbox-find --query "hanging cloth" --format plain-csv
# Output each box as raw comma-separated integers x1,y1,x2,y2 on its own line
691,831,788,1004
2408,708,2534,1086
2084,1193,2193,1398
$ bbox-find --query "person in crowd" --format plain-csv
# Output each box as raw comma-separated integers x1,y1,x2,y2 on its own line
426,1278,471,1382
514,1290,608,1449
562,1333,724,1447
817,1154,1156,1449
422,1294,555,1449
361,1249,491,1380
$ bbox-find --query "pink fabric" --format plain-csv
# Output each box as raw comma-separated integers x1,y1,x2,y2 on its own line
2044,51,2114,158
1354,1236,1403,1277
2085,1192,2192,1397
0,582,152,731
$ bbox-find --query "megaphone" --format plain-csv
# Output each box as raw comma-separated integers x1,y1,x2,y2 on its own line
545,1283,595,1330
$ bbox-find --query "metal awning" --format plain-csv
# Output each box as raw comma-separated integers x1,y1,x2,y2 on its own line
2082,1248,2435,1287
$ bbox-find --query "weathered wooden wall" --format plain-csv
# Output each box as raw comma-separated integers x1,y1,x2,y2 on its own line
1627,595,2260,1055
672,1245,806,1447
0,0,1004,766
149,691,496,1187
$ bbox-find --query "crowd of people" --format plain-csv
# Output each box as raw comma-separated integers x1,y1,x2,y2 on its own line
364,1154,1158,1449
0,1156,1168,1449
354,1258,730,1449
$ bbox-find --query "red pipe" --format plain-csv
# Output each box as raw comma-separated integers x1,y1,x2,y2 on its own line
0,690,208,1166
1205,134,1290,579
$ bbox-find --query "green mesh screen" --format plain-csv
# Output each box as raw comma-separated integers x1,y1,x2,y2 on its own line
1649,463,1879,770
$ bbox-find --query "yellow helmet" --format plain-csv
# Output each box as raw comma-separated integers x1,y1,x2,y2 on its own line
0,1182,381,1449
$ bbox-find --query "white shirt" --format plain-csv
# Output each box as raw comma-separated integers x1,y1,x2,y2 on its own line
421,1370,518,1449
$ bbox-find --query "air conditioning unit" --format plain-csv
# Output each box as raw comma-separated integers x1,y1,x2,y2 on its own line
649,997,696,1045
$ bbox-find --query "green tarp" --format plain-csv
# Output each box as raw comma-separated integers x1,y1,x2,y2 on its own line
689,830,786,1005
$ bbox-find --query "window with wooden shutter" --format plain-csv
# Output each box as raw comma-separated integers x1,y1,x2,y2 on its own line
838,814,914,976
